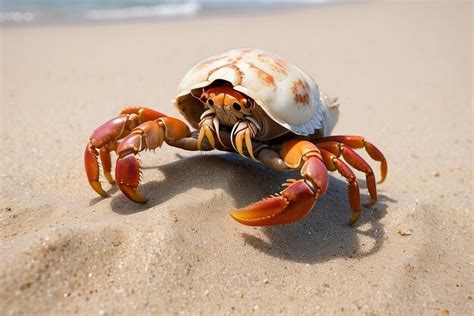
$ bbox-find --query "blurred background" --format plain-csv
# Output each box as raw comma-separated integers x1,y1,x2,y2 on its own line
1,0,342,25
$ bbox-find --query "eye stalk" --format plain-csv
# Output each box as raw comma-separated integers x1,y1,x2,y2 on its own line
241,98,253,109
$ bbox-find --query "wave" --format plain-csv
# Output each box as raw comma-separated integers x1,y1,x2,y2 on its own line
86,2,201,21
0,0,346,25
0,1,202,25
0,11,35,23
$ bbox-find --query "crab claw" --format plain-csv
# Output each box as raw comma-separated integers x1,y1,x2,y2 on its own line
84,143,109,197
230,179,317,226
115,153,147,203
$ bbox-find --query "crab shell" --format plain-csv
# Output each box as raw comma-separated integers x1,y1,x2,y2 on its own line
175,48,339,140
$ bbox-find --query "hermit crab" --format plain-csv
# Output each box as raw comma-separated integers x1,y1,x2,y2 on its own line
84,48,387,226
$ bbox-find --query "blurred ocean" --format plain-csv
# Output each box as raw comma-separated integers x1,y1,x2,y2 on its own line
0,0,347,25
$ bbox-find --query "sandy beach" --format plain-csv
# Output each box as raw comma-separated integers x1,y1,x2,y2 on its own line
1,1,472,314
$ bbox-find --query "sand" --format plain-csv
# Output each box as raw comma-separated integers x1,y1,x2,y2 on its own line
1,1,472,315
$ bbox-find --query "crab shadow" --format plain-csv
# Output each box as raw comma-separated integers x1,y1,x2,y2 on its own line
109,153,393,263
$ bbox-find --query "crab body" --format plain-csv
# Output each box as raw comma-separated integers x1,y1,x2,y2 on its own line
84,49,387,226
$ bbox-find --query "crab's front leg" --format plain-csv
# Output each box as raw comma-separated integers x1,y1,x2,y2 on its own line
230,140,329,226
197,109,217,150
230,117,261,160
84,107,166,197
114,117,192,202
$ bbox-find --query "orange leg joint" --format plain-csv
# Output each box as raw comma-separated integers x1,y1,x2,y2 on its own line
230,140,329,226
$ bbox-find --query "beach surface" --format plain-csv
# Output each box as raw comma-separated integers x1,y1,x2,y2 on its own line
1,2,472,314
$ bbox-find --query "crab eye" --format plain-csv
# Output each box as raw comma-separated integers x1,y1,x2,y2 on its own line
232,102,241,111
207,99,214,106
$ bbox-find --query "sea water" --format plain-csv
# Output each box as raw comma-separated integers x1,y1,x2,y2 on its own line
0,0,346,25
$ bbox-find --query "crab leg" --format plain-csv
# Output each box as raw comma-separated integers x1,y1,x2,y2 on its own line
320,149,362,225
230,140,328,226
316,140,379,205
314,135,387,183
84,107,166,197
197,109,217,150
231,117,260,161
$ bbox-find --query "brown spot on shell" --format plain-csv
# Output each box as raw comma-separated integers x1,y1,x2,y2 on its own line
248,63,276,90
230,56,243,63
256,52,270,63
291,79,310,105
256,52,288,75
272,58,288,75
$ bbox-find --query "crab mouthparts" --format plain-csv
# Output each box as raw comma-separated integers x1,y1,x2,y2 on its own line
215,107,241,126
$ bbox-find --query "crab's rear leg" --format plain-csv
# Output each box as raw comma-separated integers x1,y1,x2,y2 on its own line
314,135,388,183
230,140,329,226
315,140,380,205
84,107,166,197
320,149,362,225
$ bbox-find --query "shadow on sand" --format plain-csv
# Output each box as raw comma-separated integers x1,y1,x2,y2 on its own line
107,153,393,263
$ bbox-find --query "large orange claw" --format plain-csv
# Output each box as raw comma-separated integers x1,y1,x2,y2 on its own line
84,115,130,196
230,179,317,226
84,107,166,198
115,153,147,203
84,143,108,197
231,147,329,226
